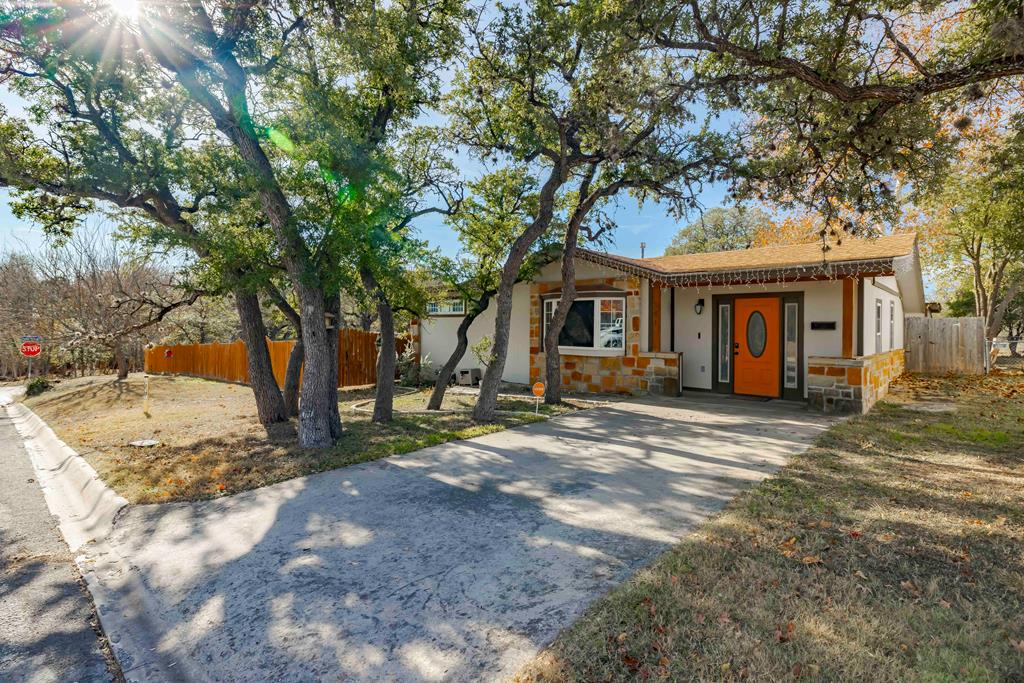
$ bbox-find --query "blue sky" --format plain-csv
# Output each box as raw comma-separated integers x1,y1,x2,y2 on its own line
0,79,732,259
1,172,727,261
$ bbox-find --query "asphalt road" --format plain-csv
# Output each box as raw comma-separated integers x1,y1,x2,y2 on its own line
0,392,117,683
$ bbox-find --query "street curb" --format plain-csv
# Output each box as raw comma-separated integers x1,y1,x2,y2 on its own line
5,400,128,551
3,396,206,683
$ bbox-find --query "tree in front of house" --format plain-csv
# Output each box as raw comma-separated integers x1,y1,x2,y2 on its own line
448,0,731,416
642,0,1024,231
0,6,295,430
426,168,559,411
923,130,1024,339
664,206,774,255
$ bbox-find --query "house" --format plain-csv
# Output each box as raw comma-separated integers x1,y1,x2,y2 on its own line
413,232,926,414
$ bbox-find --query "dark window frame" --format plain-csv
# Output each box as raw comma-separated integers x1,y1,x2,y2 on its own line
539,293,628,355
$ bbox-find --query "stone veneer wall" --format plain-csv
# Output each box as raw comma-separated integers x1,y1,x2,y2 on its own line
807,348,906,414
529,276,682,395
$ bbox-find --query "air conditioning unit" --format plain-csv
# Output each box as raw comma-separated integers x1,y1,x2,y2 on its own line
457,368,482,386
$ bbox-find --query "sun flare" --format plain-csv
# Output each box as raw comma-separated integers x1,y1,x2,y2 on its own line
108,0,140,20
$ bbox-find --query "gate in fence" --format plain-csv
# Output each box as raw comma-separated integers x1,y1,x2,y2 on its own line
904,316,987,375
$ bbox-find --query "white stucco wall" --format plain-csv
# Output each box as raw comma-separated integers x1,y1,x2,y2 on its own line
671,280,846,395
418,282,531,384
861,276,905,354
418,255,913,393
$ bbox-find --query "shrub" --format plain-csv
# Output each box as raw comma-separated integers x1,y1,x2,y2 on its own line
25,377,52,397
397,346,433,387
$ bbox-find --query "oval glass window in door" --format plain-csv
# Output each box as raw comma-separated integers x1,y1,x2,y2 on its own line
747,310,767,358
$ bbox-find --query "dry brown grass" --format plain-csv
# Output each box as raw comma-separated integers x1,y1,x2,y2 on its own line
25,374,586,505
515,373,1024,683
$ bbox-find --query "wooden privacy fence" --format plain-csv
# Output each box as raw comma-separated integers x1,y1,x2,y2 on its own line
904,316,987,375
145,329,402,388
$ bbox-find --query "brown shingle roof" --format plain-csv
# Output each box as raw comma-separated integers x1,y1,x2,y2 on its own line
577,232,917,285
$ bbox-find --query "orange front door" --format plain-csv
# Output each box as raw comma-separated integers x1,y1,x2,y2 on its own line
734,297,781,397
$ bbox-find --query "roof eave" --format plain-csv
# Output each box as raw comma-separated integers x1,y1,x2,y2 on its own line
576,249,900,287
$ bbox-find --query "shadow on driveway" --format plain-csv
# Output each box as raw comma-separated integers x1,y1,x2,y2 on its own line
98,396,832,682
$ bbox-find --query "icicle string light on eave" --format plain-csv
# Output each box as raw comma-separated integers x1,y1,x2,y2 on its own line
575,250,898,289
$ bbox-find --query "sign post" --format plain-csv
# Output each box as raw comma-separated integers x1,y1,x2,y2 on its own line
532,381,545,414
20,336,42,380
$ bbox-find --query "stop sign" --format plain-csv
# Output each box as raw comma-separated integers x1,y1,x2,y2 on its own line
20,341,42,358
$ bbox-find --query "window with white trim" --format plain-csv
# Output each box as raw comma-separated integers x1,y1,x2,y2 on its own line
426,299,465,315
543,297,625,350
875,299,883,354
889,300,896,350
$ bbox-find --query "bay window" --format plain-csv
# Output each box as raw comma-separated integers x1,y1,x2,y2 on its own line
543,296,625,352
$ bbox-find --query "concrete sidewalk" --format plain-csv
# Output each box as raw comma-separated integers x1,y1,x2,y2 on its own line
0,389,117,683
81,394,831,682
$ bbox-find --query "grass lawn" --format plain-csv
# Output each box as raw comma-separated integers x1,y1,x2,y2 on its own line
518,372,1024,682
24,374,591,505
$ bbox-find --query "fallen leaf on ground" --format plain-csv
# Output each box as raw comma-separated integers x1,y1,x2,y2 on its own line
801,555,823,565
900,580,921,597
776,622,795,643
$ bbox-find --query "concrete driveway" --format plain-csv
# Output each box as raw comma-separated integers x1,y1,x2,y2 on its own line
84,395,832,682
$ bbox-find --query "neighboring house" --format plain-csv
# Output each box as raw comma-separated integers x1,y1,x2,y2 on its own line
414,232,926,414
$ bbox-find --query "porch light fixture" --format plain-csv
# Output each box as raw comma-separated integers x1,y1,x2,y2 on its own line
694,298,705,315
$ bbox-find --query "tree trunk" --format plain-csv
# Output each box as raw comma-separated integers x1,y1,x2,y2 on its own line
263,283,305,420
295,288,342,446
283,337,303,418
474,165,565,422
165,62,339,448
544,222,581,405
361,268,395,423
234,289,289,429
114,342,130,381
986,274,1021,339
324,293,343,439
428,296,490,410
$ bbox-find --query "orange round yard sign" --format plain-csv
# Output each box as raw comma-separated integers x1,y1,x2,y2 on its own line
532,382,545,397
